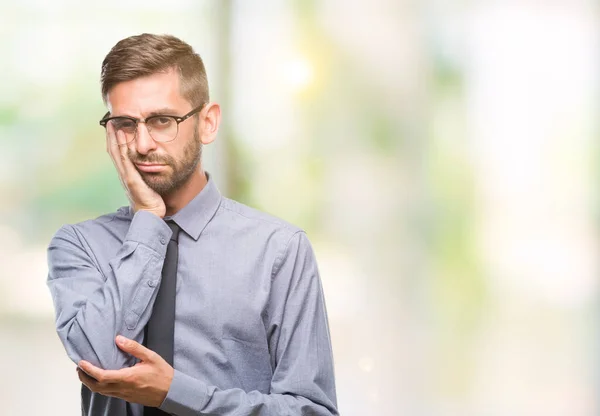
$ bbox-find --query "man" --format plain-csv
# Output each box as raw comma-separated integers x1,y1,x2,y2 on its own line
47,33,338,416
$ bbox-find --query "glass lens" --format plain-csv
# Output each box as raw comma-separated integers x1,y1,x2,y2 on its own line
108,118,137,142
109,118,136,133
147,116,178,142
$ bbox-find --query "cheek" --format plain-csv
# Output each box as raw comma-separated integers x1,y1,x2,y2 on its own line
166,142,189,165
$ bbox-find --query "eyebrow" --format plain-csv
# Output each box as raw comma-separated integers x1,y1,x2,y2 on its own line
110,108,181,119
145,108,180,117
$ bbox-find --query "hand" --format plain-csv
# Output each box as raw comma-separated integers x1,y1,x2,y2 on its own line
106,123,166,218
77,335,174,407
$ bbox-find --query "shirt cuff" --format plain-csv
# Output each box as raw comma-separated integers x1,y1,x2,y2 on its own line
159,369,209,415
124,210,172,256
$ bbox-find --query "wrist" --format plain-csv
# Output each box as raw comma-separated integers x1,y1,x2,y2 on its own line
133,206,166,218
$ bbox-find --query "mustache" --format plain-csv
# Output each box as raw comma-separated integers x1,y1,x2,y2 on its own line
127,150,174,166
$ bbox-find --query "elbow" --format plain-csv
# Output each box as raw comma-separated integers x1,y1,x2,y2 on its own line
57,318,134,370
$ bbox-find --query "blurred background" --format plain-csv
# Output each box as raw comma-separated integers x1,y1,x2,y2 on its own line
0,0,598,414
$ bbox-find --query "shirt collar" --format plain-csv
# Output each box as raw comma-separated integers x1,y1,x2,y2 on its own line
127,172,222,241
167,172,222,241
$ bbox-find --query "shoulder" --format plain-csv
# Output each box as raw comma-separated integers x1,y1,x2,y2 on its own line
217,198,313,276
49,206,131,246
216,197,310,256
218,197,303,237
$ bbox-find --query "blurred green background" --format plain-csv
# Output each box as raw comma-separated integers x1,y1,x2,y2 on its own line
0,1,598,414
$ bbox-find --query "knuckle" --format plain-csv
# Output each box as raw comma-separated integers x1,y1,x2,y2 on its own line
122,373,136,385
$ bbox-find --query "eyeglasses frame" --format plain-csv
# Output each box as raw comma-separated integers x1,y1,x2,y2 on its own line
99,103,206,143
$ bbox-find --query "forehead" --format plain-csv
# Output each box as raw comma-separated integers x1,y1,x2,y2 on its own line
106,69,188,116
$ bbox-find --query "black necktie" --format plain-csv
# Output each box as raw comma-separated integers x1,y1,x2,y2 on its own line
143,220,180,415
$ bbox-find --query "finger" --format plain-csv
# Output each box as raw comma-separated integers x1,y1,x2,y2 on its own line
78,369,125,399
78,360,126,384
116,335,157,362
106,121,120,152
115,129,138,175
115,129,128,164
78,368,100,391
106,123,126,176
106,126,133,193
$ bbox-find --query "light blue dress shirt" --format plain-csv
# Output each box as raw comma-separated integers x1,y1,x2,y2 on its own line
47,174,338,415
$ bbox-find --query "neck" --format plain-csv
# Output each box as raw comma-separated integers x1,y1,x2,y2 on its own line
162,168,208,217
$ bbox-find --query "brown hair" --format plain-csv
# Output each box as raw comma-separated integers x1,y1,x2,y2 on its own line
100,33,209,106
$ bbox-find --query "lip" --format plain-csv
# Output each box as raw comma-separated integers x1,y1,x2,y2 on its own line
135,163,167,173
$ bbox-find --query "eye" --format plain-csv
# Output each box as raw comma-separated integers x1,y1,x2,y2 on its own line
148,116,175,130
111,118,136,132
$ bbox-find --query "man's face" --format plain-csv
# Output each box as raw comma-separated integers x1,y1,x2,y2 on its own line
106,69,202,196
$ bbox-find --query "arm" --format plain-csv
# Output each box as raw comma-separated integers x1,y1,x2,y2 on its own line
47,210,172,370
48,119,170,370
160,231,338,415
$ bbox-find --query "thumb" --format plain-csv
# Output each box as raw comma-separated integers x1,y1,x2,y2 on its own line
116,335,153,361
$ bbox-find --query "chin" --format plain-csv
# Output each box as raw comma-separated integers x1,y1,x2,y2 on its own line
142,175,174,194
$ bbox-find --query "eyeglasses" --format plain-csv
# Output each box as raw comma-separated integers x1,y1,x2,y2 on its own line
99,103,206,143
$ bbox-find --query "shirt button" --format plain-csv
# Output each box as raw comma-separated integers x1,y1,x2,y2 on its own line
148,280,157,287
160,237,166,245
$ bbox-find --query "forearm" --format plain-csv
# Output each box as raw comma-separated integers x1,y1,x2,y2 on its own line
160,370,338,416
48,210,172,369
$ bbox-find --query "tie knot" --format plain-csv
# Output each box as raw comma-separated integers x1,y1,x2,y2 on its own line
166,220,180,242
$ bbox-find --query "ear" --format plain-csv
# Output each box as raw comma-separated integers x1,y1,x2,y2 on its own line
199,102,221,145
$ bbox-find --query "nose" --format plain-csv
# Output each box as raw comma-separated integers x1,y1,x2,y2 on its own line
134,122,158,155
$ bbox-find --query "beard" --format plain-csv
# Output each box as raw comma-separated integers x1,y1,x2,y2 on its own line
129,127,202,196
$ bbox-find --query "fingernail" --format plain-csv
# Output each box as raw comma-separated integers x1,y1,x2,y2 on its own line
116,335,126,345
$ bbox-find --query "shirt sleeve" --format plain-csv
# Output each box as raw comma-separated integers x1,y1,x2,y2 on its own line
159,231,339,416
47,210,172,370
